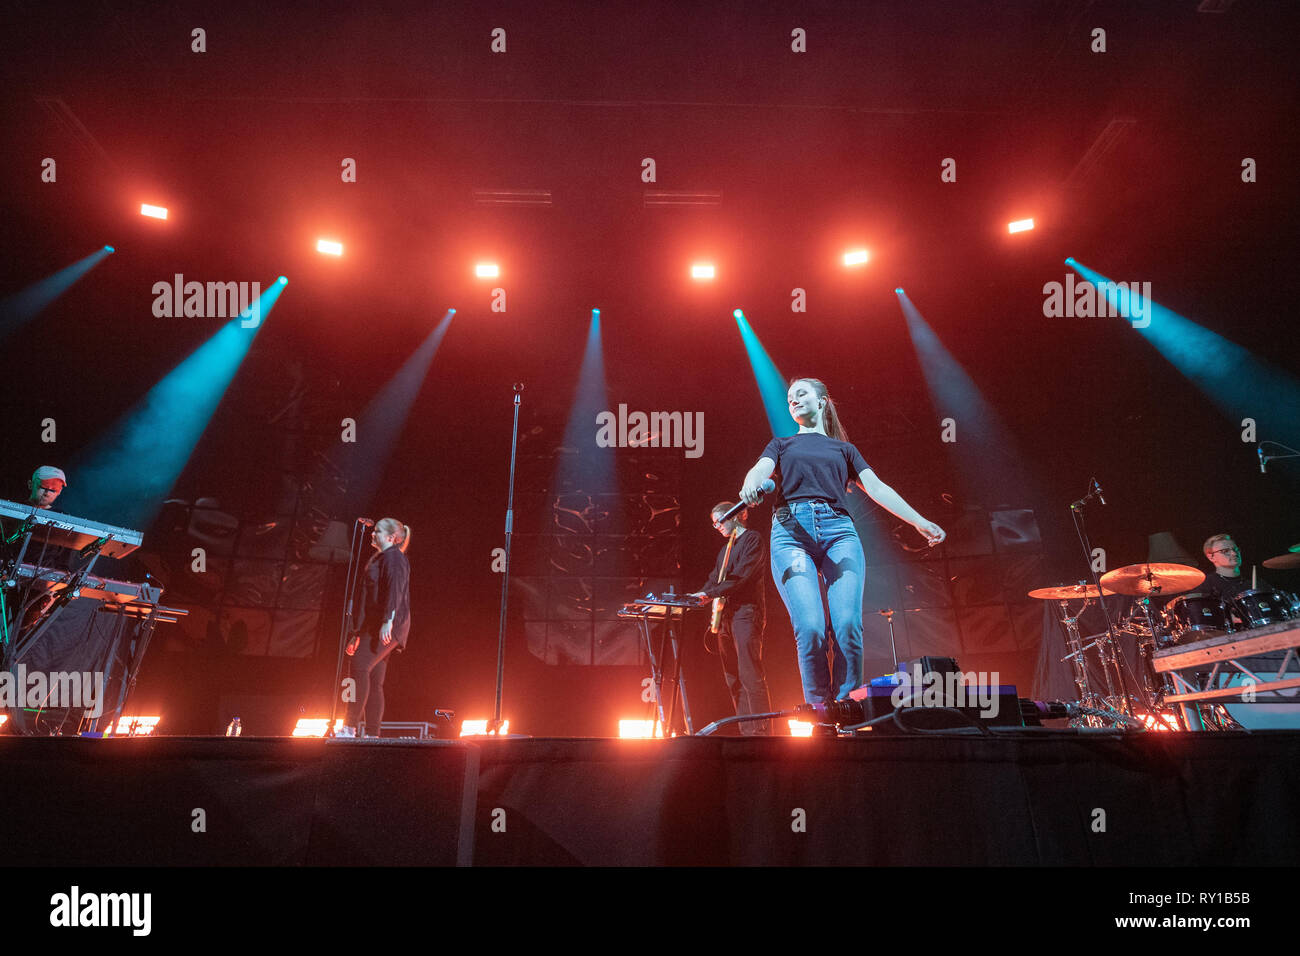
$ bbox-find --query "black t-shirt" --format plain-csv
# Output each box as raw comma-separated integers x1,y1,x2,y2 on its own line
352,547,412,649
761,433,870,512
1197,570,1274,603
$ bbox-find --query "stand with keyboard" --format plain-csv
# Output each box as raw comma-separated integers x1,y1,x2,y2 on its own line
618,590,710,736
1,499,186,733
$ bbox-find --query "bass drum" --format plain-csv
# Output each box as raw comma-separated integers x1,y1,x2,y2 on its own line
1216,672,1300,729
1229,589,1296,629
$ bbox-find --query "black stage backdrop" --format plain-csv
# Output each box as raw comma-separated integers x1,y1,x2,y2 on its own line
1,0,1298,735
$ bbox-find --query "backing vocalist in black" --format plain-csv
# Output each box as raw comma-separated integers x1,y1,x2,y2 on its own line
690,501,771,735
337,518,412,738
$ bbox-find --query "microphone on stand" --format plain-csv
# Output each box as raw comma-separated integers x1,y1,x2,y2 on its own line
357,518,375,526
1259,448,1267,474
1092,479,1106,506
718,479,776,522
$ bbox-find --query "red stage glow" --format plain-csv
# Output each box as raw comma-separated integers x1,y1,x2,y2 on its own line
618,719,664,738
102,716,162,736
461,719,509,736
292,717,349,737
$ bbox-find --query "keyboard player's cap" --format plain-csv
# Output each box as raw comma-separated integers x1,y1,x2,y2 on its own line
32,465,67,487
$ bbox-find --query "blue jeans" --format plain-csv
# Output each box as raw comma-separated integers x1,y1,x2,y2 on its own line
770,500,865,704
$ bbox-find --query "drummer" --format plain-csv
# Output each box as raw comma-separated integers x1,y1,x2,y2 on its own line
1198,533,1274,601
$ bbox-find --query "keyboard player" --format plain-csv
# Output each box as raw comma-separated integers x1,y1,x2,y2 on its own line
25,465,67,510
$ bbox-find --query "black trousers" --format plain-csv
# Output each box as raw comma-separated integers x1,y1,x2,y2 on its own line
718,605,771,735
344,633,398,733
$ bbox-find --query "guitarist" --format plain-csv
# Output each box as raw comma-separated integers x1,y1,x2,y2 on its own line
689,502,771,734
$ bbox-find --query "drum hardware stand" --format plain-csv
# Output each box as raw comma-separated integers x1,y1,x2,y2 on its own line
1112,584,1187,725
1067,480,1140,719
1055,597,1108,727
1130,595,1188,730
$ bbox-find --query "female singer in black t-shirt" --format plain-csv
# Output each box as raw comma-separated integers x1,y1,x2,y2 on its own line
739,378,945,707
337,518,412,737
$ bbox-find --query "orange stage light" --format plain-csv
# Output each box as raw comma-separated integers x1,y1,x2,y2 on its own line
460,719,509,736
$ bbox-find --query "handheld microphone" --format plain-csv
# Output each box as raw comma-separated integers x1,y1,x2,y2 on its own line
1259,448,1267,474
719,479,776,522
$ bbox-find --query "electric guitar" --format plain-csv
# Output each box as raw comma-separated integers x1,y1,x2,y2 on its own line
709,531,739,634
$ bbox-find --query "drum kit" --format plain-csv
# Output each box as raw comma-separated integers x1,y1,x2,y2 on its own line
1028,544,1300,730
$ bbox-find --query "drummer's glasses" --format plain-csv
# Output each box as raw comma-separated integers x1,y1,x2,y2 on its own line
1208,546,1240,556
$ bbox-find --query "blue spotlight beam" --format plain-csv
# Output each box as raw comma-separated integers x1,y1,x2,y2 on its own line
558,308,615,498
1069,260,1300,442
734,311,795,438
68,279,285,528
343,309,456,510
896,291,1026,504
1,246,114,339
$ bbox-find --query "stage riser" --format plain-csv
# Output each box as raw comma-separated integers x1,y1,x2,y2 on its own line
2,735,1296,866
0,739,477,866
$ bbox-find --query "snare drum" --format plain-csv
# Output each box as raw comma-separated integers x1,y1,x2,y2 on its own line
1229,589,1295,628
1163,594,1230,640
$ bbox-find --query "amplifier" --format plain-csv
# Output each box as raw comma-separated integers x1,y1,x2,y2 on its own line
844,683,1025,733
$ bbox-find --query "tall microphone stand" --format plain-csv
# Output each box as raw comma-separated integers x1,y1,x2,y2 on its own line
1068,478,1148,720
327,519,370,736
490,384,524,735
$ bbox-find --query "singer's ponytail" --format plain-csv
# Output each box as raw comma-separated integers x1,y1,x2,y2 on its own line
376,518,412,552
790,377,849,443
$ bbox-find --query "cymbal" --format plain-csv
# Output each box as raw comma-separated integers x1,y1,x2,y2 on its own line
1027,584,1108,601
1290,543,1300,554
1099,563,1205,596
1263,552,1300,570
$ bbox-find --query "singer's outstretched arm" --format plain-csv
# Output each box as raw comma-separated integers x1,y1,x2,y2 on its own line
739,457,776,504
856,468,945,546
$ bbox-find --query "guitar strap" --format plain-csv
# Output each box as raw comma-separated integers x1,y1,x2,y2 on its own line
717,531,738,584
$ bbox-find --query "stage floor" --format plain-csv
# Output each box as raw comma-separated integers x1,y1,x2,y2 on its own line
2,731,1298,866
